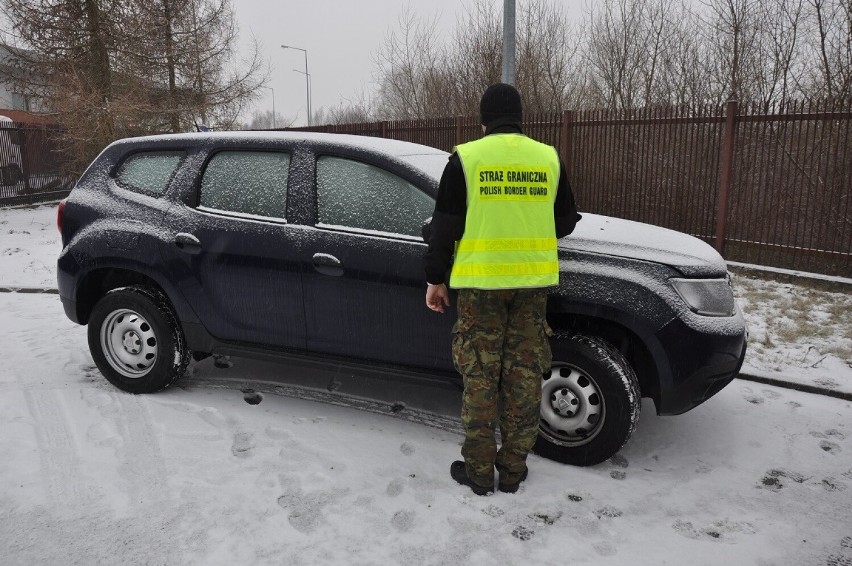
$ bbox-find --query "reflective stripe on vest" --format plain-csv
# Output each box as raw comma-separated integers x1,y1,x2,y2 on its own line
449,134,560,289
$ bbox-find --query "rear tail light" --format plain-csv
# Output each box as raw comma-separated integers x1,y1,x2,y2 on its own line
57,199,66,233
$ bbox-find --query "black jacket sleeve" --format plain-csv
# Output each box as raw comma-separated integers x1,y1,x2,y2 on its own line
555,158,582,238
423,153,466,285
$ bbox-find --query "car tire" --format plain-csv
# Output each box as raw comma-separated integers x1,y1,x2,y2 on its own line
534,333,641,466
88,286,190,394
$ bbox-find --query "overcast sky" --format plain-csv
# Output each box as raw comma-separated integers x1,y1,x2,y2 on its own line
231,0,581,126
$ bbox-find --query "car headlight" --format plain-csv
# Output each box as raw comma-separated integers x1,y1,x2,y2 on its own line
670,278,735,317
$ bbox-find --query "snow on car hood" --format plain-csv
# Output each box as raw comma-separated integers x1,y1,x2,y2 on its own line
561,214,727,277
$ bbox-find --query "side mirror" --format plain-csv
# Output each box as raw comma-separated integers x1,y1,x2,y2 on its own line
0,164,23,186
421,216,433,243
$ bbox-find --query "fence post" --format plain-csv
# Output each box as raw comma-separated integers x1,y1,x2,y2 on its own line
380,120,388,139
455,115,463,146
714,99,738,256
560,110,573,173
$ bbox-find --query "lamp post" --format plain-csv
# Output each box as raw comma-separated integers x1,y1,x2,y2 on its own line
281,45,311,126
502,0,516,85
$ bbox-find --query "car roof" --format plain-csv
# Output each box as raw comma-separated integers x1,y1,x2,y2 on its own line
109,130,449,159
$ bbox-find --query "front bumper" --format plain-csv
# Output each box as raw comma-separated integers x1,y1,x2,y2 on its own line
653,308,748,415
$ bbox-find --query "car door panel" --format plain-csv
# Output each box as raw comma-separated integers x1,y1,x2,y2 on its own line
302,228,454,370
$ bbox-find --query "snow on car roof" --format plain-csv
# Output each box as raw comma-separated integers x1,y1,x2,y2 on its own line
109,130,449,158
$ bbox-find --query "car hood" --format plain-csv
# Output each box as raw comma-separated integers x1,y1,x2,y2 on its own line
560,214,727,277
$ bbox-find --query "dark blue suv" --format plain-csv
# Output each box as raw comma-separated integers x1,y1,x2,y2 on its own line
57,131,747,465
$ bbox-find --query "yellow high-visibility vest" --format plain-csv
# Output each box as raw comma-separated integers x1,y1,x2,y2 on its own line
449,133,560,289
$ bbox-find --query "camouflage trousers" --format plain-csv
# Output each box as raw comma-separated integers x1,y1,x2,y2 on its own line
452,288,552,488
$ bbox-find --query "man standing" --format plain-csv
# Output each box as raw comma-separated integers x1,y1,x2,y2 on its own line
424,83,581,495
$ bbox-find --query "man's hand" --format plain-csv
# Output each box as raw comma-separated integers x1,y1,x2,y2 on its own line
426,283,450,313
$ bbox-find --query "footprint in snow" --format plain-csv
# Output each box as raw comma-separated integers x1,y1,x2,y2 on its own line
595,506,623,519
387,479,404,497
741,387,764,405
609,454,628,468
288,506,323,534
400,442,415,456
231,432,255,457
819,478,847,492
529,511,561,525
673,519,756,542
391,509,416,532
592,542,617,556
610,470,626,480
812,429,847,440
482,505,504,517
820,441,842,454
759,469,808,491
762,389,782,400
512,526,534,541
695,461,713,474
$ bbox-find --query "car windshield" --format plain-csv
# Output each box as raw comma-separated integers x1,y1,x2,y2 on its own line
397,152,450,184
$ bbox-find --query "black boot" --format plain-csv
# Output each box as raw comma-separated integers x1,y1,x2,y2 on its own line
498,468,528,493
450,461,493,496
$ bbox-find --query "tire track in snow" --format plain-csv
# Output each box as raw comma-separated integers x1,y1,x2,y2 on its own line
24,389,89,517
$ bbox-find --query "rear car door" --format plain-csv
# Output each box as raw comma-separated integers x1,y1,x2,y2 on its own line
300,154,454,371
161,147,306,349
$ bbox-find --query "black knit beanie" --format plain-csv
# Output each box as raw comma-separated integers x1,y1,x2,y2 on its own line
479,83,523,126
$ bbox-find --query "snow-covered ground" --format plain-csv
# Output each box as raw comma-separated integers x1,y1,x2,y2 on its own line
732,271,852,396
2,203,852,565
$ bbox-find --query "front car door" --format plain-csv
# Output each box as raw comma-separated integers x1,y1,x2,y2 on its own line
299,153,454,371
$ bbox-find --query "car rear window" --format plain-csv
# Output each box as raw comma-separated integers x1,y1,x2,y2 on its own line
116,151,184,195
200,151,289,219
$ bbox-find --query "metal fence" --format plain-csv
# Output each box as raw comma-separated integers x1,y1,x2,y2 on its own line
0,121,75,206
288,100,852,277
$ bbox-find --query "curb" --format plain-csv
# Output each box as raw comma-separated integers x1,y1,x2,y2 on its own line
0,287,59,294
728,263,852,293
737,372,852,402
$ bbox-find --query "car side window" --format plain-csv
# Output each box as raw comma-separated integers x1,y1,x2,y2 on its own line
200,151,289,219
116,151,184,196
316,156,434,237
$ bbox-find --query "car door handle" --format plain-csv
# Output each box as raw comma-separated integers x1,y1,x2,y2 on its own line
174,232,202,255
312,253,344,277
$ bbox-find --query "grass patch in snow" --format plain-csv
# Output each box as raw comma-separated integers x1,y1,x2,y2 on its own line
731,271,852,376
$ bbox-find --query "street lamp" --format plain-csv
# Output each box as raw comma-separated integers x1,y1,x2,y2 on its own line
281,45,311,126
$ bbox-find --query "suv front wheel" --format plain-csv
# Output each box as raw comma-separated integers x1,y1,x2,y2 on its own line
88,286,190,393
534,334,641,466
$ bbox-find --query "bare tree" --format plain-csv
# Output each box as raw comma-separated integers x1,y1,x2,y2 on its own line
515,0,584,113
585,0,676,109
804,0,852,99
373,5,450,119
373,0,586,119
242,109,293,130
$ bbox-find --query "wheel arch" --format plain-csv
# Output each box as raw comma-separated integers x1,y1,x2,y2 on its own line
547,302,670,413
73,266,194,327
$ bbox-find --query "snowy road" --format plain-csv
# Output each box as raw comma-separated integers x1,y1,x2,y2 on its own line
1,292,851,565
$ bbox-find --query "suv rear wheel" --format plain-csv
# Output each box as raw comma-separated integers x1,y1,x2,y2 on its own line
534,334,641,466
88,286,190,393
